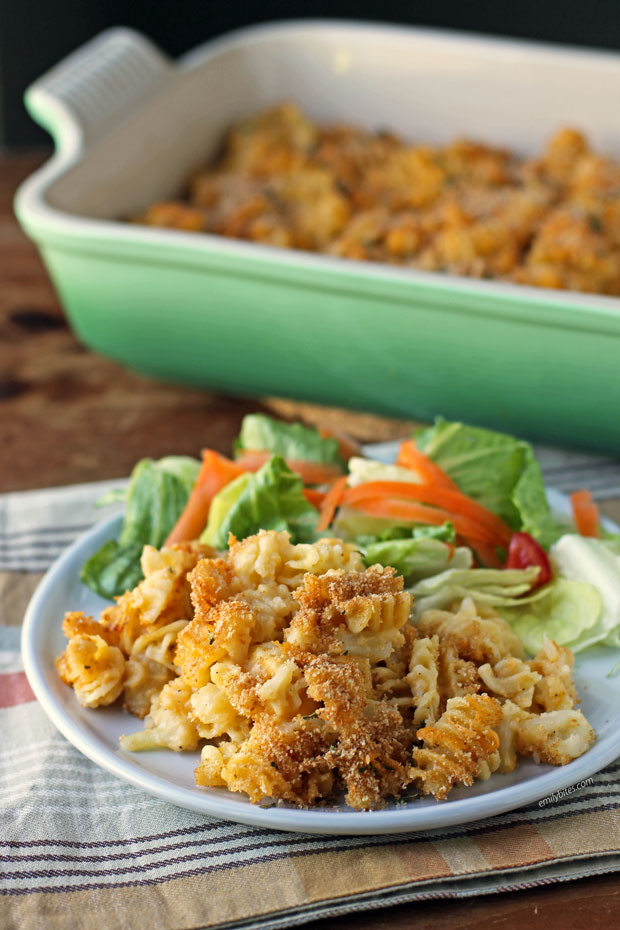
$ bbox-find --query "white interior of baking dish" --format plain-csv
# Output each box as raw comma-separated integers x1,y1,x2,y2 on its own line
37,21,620,222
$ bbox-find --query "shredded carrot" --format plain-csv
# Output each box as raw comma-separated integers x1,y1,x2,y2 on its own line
235,449,343,485
316,476,348,532
341,480,512,546
348,497,500,546
570,489,599,538
283,459,344,485
232,450,272,472
303,488,326,507
319,428,362,462
164,450,245,545
396,440,461,491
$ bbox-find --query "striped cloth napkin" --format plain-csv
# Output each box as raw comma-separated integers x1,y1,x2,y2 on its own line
3,452,620,930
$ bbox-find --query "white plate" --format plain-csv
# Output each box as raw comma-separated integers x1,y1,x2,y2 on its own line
21,489,620,835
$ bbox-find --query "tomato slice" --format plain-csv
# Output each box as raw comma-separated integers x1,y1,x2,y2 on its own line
505,532,552,589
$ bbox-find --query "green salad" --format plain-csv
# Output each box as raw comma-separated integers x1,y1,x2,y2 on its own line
81,414,620,661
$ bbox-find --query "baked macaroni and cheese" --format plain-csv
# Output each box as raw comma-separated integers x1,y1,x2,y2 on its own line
137,103,620,295
57,529,595,809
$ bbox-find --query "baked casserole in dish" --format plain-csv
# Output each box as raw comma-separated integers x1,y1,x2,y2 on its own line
139,104,620,295
14,21,620,451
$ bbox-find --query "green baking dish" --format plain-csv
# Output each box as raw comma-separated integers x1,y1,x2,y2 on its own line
14,22,620,452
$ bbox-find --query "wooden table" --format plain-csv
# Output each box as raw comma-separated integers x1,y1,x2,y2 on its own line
2,152,619,929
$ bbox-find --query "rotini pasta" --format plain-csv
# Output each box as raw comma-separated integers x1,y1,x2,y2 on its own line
418,596,525,664
410,694,503,800
139,105,620,297
477,656,541,709
228,531,363,591
189,676,250,742
56,530,595,809
100,541,212,654
406,636,440,726
437,639,481,706
123,655,174,719
56,633,125,708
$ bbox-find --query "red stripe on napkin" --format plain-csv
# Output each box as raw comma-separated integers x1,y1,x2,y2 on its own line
0,671,36,708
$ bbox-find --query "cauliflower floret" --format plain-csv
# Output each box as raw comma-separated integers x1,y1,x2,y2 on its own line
120,677,200,752
529,637,577,712
515,705,594,766
189,678,250,742
194,742,240,788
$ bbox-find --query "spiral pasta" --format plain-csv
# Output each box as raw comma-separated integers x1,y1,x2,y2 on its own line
410,693,503,800
406,636,440,726
477,656,541,709
57,530,595,809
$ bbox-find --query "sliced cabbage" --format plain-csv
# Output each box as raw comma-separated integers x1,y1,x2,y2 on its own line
410,566,542,617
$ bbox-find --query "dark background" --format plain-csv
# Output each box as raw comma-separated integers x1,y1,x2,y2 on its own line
2,0,620,147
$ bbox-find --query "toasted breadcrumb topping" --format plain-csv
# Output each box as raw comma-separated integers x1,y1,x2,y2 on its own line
138,105,620,296
57,530,595,808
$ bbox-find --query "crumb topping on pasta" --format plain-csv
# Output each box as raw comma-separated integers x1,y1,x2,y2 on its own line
137,104,620,296
56,529,595,809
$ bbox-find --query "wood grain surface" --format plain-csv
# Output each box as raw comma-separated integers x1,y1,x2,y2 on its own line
2,152,620,929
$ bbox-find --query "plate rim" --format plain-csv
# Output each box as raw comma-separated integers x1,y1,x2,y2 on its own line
20,497,620,836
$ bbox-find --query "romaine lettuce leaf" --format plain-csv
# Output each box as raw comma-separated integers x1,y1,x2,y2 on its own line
414,419,562,547
118,457,200,549
153,455,204,493
81,455,200,599
202,454,319,549
412,524,457,543
357,523,456,546
236,414,344,468
364,537,472,583
200,473,253,546
80,540,144,601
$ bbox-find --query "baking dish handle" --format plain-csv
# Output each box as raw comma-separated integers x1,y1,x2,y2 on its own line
24,27,173,154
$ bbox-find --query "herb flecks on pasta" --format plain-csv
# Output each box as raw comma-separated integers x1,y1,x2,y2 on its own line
56,530,595,809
